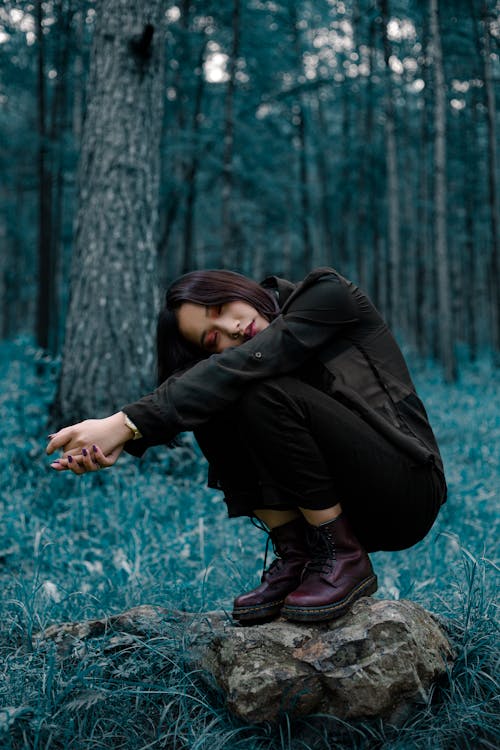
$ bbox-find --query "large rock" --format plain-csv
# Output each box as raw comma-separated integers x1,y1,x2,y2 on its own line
35,598,453,724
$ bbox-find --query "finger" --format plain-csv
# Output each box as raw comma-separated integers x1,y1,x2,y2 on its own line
66,455,87,475
46,427,76,455
63,447,85,457
81,447,102,472
50,459,70,471
91,444,111,468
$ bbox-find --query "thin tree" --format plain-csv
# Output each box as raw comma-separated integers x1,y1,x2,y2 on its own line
290,4,313,275
35,0,55,353
53,0,166,423
181,38,208,273
379,0,401,330
429,0,456,381
480,1,500,357
221,0,241,266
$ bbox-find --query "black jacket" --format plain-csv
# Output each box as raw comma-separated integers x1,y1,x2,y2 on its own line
123,268,446,488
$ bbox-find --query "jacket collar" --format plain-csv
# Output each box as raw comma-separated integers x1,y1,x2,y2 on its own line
260,267,339,311
260,274,296,308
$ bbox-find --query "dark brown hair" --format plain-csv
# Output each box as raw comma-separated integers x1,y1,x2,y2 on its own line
157,270,280,383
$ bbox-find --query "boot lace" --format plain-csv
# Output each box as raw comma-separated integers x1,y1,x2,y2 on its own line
250,517,286,579
304,525,336,576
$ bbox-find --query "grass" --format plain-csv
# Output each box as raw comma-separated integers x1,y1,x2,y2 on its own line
0,338,498,749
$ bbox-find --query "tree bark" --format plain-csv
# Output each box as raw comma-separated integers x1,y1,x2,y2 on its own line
53,0,166,423
429,0,456,381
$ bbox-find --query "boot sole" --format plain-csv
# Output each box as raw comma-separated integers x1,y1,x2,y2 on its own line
232,599,284,625
281,575,378,623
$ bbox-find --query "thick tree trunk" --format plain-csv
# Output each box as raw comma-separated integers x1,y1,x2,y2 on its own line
429,0,456,381
53,0,166,423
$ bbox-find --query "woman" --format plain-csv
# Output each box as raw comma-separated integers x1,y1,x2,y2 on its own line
47,267,447,625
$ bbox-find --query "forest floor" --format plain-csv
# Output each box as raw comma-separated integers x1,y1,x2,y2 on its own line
0,339,498,749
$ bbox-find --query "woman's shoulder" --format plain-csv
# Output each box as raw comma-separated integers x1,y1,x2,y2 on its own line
260,267,346,307
286,268,353,311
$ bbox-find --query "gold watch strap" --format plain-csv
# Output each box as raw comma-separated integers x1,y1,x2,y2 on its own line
123,413,143,440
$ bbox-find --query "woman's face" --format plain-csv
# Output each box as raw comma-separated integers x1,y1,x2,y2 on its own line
176,301,270,353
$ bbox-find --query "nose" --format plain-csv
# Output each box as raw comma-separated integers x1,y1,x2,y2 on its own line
215,313,241,339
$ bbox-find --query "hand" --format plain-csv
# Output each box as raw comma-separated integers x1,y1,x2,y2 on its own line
46,412,133,474
50,443,124,474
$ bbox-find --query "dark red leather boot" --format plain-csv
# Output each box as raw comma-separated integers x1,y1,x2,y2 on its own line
281,514,377,622
232,517,309,624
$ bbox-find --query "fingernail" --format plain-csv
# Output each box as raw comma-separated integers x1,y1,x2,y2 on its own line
82,448,88,456
92,445,98,452
67,455,73,463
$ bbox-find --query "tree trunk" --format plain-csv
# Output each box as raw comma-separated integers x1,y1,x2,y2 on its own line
367,18,382,309
72,6,85,143
49,0,74,354
480,2,500,357
337,80,351,273
416,3,437,360
296,102,313,274
35,0,55,353
0,215,7,339
182,40,208,274
221,0,241,267
316,98,334,267
379,0,401,331
53,0,166,423
429,0,456,381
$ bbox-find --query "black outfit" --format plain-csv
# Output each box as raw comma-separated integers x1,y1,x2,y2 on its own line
123,268,447,553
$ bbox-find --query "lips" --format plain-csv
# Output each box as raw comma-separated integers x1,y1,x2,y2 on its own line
244,320,256,340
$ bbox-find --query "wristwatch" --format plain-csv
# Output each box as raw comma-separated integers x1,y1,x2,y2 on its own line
123,413,143,440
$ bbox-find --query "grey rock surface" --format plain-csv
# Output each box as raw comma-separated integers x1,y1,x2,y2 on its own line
35,598,454,724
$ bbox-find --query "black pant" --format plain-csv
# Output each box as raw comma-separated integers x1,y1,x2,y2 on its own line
194,376,445,553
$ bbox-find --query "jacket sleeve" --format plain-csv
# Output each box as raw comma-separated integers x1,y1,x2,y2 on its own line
122,273,360,449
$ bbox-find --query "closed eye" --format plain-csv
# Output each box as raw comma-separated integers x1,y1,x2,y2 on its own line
204,330,219,350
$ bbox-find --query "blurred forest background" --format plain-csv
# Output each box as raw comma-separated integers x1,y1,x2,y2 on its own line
0,0,499,422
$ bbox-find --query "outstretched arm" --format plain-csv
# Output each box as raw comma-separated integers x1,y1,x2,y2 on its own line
48,271,361,469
